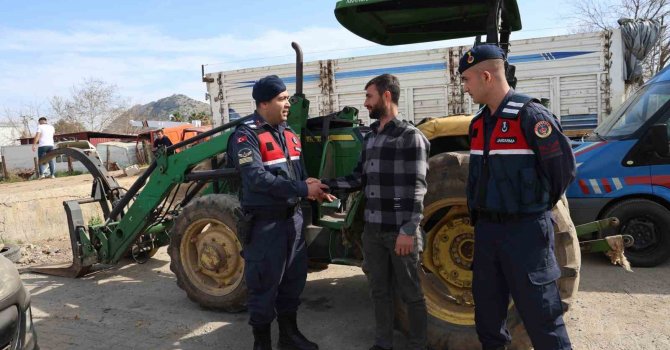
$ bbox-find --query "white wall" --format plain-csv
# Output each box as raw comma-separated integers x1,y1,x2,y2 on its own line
97,142,143,168
0,145,89,176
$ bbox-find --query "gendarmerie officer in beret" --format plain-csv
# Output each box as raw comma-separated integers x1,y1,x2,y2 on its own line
460,45,576,350
228,75,328,350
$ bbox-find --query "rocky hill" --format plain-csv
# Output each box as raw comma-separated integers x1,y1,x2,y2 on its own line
108,94,210,132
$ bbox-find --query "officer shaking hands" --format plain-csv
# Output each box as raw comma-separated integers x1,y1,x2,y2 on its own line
461,45,576,350
227,75,327,350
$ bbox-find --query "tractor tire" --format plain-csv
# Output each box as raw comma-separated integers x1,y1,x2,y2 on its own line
168,194,247,311
601,198,670,267
0,244,22,263
395,151,580,350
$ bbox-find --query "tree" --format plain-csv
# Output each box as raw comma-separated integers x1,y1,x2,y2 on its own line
49,78,130,131
171,112,186,122
2,104,45,144
53,119,85,134
570,0,670,77
189,111,211,126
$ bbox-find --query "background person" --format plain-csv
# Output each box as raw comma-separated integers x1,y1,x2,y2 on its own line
32,117,56,179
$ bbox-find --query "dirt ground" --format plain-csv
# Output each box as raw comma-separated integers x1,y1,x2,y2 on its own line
14,250,670,350
4,173,670,349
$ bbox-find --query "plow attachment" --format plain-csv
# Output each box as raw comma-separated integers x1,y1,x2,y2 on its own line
575,217,634,270
29,147,124,277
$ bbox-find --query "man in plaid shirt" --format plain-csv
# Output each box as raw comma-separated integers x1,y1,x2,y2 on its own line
322,74,430,350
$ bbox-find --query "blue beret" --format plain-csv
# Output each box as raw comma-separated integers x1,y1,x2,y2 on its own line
252,75,287,102
458,44,505,74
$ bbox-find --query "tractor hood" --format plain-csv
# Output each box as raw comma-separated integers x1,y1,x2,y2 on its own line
334,0,522,45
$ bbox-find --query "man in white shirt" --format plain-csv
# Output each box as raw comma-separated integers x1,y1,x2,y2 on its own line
32,117,56,179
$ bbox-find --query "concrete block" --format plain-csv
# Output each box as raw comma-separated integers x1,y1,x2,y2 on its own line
124,164,140,177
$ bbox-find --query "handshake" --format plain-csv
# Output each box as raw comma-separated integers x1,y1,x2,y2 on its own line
305,178,338,202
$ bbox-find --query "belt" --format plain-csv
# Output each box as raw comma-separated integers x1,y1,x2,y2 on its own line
244,205,299,220
475,210,543,223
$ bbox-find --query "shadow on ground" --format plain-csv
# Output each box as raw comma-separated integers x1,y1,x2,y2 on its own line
576,253,670,295
21,250,407,350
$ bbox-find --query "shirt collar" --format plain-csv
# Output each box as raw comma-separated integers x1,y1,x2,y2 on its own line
371,116,401,134
488,88,515,117
252,111,285,132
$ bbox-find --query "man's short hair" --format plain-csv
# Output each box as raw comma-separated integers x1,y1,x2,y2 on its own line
38,117,47,122
365,74,400,104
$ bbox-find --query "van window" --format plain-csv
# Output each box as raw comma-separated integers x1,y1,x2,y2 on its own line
595,81,670,139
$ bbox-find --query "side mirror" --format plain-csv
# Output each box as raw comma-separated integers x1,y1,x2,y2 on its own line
649,123,669,157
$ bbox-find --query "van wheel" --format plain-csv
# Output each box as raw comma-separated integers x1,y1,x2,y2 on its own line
601,198,670,267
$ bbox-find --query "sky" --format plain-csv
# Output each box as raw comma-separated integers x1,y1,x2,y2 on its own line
0,0,579,120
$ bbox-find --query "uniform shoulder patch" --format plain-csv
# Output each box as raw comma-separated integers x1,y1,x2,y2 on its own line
237,148,253,165
237,135,248,143
243,120,258,129
534,120,553,138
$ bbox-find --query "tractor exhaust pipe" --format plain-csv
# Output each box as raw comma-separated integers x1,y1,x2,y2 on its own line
291,42,303,96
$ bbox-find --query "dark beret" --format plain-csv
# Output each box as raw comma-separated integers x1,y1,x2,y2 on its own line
252,75,287,102
458,44,505,74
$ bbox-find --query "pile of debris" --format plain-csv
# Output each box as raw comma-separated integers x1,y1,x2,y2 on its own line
10,238,73,266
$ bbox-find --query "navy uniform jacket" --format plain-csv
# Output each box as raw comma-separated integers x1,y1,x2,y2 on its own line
467,90,576,214
228,112,308,209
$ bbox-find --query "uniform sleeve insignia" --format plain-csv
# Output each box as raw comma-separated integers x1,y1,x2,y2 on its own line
237,135,248,143
238,147,253,165
292,136,298,144
501,121,509,133
534,121,552,138
237,148,252,158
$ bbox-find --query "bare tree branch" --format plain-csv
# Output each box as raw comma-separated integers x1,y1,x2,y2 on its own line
49,78,129,132
571,0,670,76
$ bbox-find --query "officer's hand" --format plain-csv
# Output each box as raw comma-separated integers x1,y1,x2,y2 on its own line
394,234,414,256
306,177,321,184
307,182,329,201
321,193,338,202
32,144,36,152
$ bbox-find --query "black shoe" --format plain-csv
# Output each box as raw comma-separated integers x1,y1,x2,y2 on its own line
252,324,272,350
369,346,392,350
277,312,319,350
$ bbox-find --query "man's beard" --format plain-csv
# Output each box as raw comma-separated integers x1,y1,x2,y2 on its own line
369,101,386,120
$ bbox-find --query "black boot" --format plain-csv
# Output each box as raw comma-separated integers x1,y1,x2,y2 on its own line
252,324,272,350
277,312,319,350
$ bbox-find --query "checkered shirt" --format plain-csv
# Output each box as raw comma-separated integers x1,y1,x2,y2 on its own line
324,117,430,235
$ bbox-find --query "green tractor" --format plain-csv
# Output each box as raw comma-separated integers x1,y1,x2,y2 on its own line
34,1,629,349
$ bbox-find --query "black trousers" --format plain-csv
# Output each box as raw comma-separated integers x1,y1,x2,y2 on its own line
473,211,572,350
244,209,307,326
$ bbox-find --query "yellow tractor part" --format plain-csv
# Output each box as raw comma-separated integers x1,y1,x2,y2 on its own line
422,199,477,326
179,218,245,296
